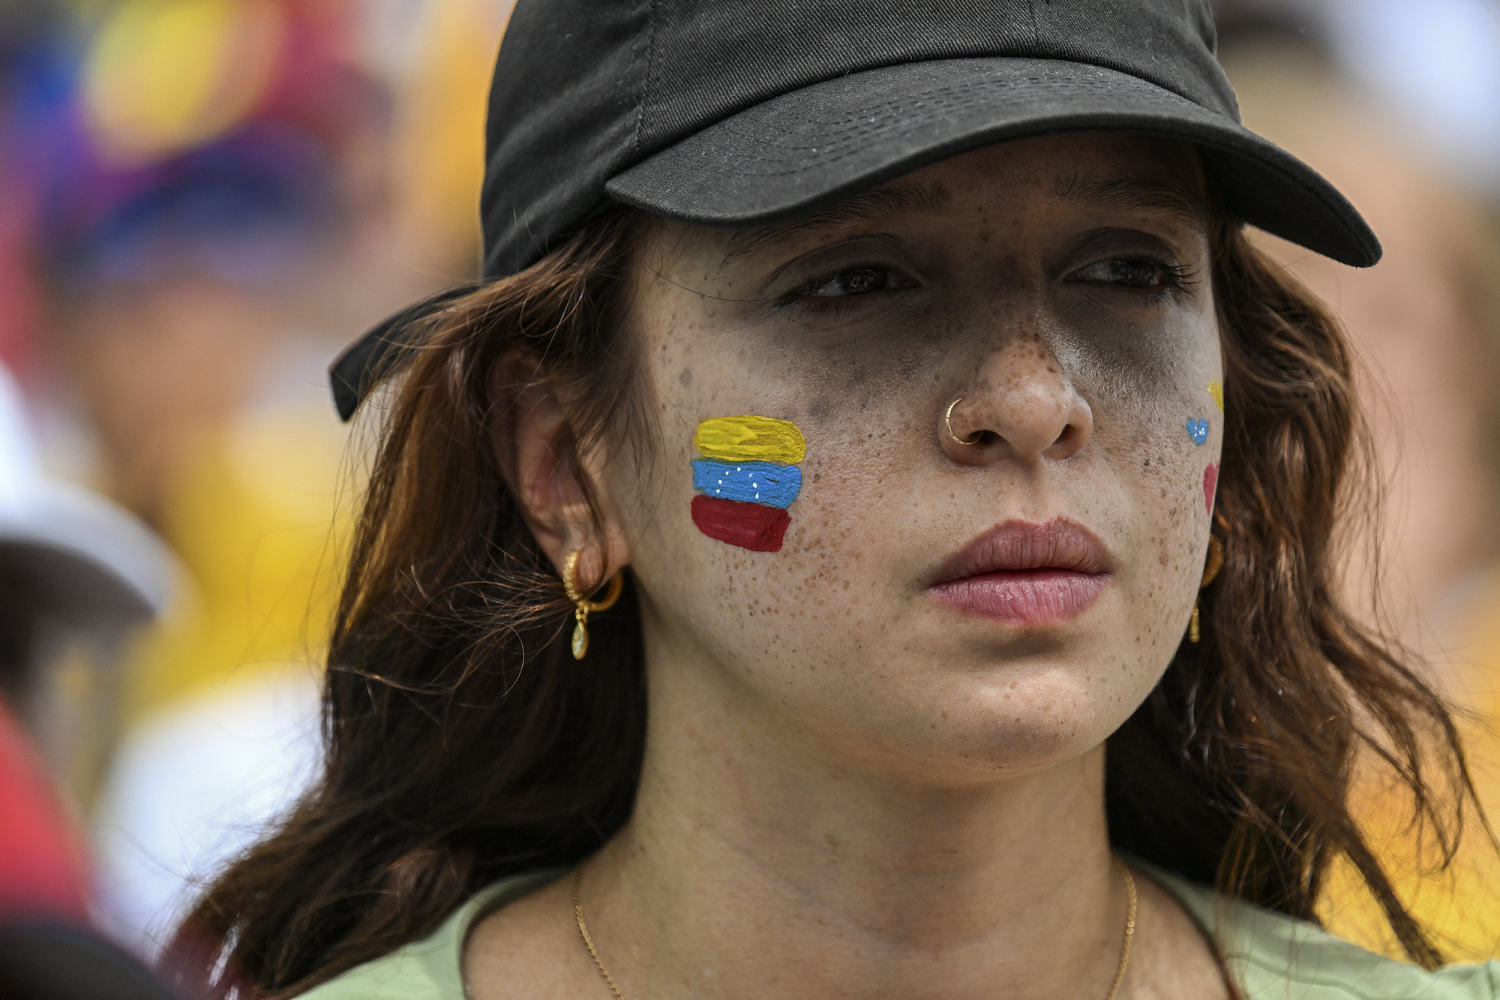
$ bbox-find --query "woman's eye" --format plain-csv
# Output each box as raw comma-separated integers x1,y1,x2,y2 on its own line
1071,257,1195,296
788,265,903,302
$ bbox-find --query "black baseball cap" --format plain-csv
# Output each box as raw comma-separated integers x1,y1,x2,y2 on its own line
331,0,1380,420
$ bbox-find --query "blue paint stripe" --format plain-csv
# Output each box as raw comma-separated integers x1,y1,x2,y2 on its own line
691,460,801,509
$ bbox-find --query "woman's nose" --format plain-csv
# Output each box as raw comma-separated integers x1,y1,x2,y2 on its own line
940,334,1093,465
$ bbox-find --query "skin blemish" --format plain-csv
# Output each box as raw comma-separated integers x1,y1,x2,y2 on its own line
678,367,694,387
1185,417,1209,445
1207,380,1224,413
691,416,807,552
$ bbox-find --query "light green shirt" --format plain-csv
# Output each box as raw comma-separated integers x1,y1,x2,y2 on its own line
295,865,1499,999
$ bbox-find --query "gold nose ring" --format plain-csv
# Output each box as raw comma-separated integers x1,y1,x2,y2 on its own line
944,397,983,446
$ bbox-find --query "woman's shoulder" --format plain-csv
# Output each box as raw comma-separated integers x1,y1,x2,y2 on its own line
291,868,567,1000
1145,863,1500,999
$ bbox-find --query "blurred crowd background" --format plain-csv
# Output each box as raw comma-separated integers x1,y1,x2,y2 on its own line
0,0,1496,989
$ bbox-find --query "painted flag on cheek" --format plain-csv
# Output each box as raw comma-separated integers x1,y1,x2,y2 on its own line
690,416,806,553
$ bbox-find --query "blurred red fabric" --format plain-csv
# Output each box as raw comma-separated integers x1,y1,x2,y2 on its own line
0,698,91,922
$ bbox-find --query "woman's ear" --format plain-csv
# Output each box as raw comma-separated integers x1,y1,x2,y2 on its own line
492,359,630,590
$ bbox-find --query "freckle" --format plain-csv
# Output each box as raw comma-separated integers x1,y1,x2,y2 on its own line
678,367,693,387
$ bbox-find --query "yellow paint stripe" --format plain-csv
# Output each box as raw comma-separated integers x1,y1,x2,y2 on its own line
694,415,806,464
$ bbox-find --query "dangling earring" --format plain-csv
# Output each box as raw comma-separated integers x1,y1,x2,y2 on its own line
562,549,624,660
1189,535,1224,644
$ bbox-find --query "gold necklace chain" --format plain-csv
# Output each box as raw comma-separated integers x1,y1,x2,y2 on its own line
572,856,1138,1000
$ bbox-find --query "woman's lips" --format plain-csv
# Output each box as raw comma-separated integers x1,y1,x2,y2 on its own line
930,569,1110,624
927,518,1112,625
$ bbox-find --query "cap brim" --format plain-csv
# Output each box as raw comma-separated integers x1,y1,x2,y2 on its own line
329,284,478,421
605,56,1380,267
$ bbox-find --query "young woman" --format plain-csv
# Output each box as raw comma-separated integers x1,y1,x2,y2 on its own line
171,1,1498,997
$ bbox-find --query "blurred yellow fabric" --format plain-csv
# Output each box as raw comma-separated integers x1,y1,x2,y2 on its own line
121,405,353,721
84,0,284,165
1319,571,1500,962
393,0,504,257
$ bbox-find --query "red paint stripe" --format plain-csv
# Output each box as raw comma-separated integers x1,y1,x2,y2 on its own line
1203,462,1219,515
691,495,790,553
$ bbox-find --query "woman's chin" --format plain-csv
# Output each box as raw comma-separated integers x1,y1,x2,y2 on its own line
815,673,1133,788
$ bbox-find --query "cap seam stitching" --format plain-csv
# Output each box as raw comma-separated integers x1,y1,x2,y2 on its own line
670,74,1204,162
721,72,1186,132
634,0,661,156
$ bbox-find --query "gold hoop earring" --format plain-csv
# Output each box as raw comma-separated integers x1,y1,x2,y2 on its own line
944,397,983,446
562,549,624,660
1189,535,1224,644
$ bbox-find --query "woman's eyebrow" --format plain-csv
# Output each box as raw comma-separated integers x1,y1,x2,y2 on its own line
719,181,953,266
1050,170,1208,230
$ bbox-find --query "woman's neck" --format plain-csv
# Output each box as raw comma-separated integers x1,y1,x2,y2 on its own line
581,686,1128,1000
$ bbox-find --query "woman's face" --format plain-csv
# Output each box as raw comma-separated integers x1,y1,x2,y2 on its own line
602,132,1223,781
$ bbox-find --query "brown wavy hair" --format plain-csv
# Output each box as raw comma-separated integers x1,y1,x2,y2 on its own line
166,205,1483,998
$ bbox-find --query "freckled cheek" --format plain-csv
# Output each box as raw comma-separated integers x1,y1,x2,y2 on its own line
633,492,883,684
1112,407,1221,649
652,427,911,648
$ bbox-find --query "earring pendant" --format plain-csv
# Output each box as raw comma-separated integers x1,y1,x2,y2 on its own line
562,549,623,661
572,608,591,660
1188,535,1223,644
